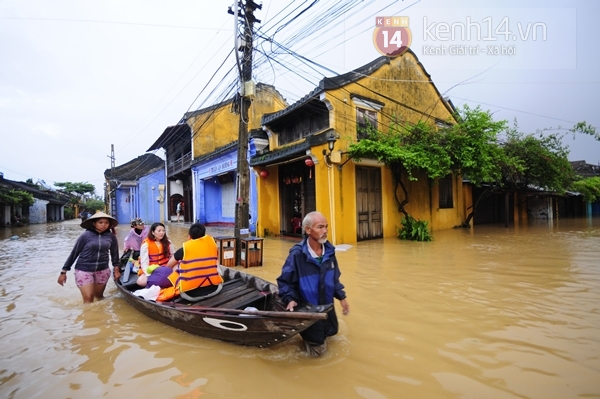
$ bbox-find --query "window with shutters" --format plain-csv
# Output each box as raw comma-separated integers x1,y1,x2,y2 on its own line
356,107,378,140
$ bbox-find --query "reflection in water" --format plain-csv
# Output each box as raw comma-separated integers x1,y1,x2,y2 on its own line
0,218,599,398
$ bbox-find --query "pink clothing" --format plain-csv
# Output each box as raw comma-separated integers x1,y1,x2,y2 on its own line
74,268,111,287
123,227,149,251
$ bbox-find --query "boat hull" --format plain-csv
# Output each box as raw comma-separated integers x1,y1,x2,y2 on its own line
115,265,331,347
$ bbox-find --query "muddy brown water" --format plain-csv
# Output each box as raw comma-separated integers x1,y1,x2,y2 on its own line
0,218,598,398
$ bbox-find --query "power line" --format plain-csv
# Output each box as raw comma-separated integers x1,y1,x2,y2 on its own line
0,17,233,31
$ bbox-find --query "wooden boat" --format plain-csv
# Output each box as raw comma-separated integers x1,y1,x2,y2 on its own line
114,264,332,348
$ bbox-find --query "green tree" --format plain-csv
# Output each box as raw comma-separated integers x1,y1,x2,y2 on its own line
348,120,444,240
348,105,510,231
501,127,576,193
55,182,97,219
84,199,106,213
446,106,512,226
348,106,595,236
570,177,600,203
54,182,96,195
349,120,450,221
0,188,34,206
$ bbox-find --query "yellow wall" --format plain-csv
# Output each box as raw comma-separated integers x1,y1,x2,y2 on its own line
257,52,467,244
318,53,461,244
255,165,280,236
188,84,287,158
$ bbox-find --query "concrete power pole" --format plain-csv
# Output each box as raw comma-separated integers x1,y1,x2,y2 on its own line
108,144,116,217
229,0,261,264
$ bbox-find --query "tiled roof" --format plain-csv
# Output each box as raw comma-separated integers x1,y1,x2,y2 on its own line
261,57,391,125
104,153,164,181
0,178,71,204
147,123,191,152
261,49,454,126
571,160,600,178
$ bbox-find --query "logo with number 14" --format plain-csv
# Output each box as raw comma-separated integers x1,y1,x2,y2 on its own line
373,16,412,57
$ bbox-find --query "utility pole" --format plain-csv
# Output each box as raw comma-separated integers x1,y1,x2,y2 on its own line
229,0,261,264
108,144,116,217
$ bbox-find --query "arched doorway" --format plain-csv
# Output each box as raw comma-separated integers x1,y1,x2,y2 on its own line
170,194,183,222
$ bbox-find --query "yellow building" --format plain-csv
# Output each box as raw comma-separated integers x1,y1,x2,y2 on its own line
186,83,288,158
172,83,288,229
251,50,465,244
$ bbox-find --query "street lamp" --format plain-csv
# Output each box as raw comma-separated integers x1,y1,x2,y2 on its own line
323,131,339,165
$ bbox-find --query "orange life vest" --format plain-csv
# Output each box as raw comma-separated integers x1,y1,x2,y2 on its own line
156,236,223,301
138,238,170,276
144,238,170,266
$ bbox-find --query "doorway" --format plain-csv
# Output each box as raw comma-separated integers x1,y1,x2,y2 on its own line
279,160,316,235
356,166,383,240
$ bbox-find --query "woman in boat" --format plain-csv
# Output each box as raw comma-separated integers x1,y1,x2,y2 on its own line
58,211,121,303
136,222,175,287
123,218,149,254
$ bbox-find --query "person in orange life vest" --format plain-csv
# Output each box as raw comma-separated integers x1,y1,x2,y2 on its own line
153,223,223,301
136,222,175,288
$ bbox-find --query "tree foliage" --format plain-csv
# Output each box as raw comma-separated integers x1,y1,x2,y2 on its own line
54,182,96,195
501,126,576,193
0,188,35,206
347,104,595,236
84,199,106,213
571,177,600,202
570,121,599,140
446,105,509,186
348,105,510,229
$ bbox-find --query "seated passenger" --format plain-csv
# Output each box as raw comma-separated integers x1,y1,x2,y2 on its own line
123,218,149,253
136,222,174,287
153,223,223,302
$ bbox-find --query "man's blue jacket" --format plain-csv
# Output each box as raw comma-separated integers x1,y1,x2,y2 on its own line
277,239,346,306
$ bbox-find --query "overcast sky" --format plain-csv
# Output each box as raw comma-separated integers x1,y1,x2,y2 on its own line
1,0,598,195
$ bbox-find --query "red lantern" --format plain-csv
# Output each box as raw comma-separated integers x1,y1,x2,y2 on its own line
305,158,314,167
259,170,269,179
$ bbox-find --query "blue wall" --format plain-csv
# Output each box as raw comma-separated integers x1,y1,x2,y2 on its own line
114,168,165,225
116,186,136,225
138,169,165,224
192,149,257,233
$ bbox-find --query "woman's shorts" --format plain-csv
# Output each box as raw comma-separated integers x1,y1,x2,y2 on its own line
74,268,111,287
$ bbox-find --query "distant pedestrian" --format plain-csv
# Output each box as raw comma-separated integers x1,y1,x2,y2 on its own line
58,211,121,303
79,210,92,222
176,201,184,222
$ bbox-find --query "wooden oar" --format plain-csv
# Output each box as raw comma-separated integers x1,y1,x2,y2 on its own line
122,259,132,282
168,303,329,320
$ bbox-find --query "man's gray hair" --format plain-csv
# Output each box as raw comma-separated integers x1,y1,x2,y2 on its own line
302,211,325,231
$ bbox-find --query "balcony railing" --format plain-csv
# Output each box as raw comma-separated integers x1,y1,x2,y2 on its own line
167,152,192,176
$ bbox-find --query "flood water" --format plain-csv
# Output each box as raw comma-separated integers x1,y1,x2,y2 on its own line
1,218,599,399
